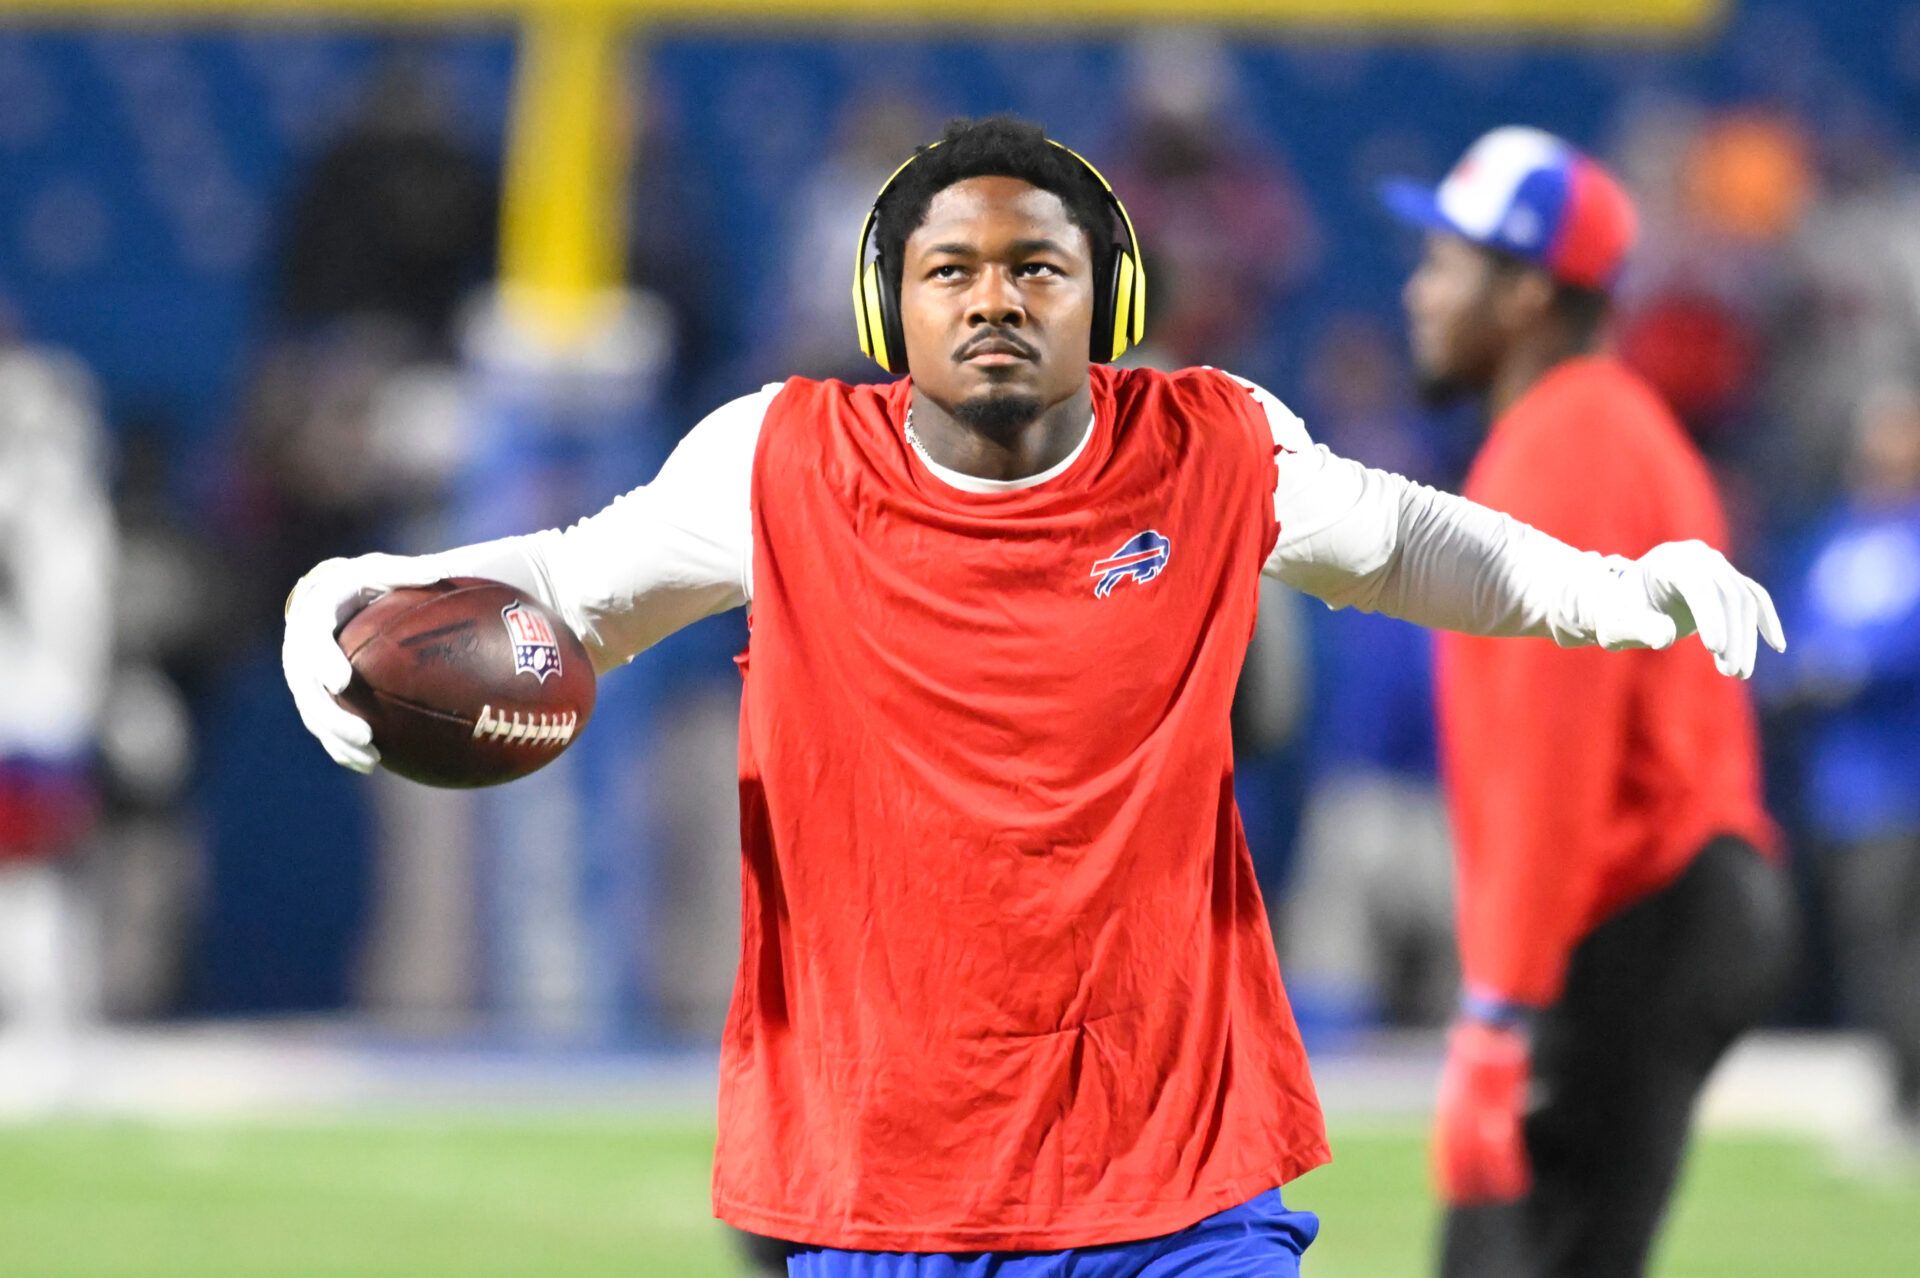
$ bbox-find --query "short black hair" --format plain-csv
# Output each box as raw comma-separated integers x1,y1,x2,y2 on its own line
872,115,1117,296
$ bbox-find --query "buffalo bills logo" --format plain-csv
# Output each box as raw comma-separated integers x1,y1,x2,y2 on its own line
501,601,563,682
1090,530,1172,599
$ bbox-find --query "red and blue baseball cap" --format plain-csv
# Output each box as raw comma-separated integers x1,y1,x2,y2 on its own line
1381,126,1639,291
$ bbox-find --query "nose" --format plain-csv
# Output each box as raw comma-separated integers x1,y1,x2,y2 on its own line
1404,256,1448,323
1402,265,1426,318
964,265,1026,328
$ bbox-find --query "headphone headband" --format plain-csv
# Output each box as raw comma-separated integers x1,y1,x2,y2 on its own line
851,136,1147,373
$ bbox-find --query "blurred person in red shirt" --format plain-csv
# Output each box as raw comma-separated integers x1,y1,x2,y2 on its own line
1386,128,1797,1278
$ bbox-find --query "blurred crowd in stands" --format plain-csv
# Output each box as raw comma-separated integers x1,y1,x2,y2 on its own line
0,8,1916,1146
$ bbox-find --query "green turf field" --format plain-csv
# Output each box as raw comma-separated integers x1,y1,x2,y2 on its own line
3,1116,1916,1276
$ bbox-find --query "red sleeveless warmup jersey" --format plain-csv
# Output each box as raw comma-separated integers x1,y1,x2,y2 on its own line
713,365,1330,1252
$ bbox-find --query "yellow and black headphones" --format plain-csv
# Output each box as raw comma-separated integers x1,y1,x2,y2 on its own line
851,138,1148,374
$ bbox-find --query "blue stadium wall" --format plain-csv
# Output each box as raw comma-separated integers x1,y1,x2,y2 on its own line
3,1,1912,1015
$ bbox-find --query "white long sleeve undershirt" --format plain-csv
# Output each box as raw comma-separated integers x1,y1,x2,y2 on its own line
413,374,1622,674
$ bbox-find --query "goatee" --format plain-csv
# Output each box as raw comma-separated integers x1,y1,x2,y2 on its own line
954,391,1046,438
1415,369,1478,410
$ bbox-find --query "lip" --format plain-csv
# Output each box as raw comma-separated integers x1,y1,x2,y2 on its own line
957,334,1036,364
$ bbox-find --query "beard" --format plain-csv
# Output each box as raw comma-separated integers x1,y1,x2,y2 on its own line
953,389,1046,438
1414,365,1483,409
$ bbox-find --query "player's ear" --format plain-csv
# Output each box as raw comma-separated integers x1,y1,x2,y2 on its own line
1494,267,1556,334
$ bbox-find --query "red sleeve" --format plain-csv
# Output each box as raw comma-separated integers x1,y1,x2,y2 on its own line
1442,419,1643,1008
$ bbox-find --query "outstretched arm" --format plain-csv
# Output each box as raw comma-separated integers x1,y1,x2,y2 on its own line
1238,378,1784,675
283,386,773,772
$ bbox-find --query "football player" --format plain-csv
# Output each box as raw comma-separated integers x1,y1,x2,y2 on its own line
287,116,1783,1276
1385,127,1797,1278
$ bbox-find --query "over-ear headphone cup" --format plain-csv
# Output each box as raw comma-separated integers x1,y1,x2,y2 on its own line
1121,253,1136,343
874,261,907,376
853,268,873,355
1092,248,1135,364
861,263,898,373
1113,251,1147,354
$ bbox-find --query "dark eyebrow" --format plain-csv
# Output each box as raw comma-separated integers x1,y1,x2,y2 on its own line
919,238,1076,259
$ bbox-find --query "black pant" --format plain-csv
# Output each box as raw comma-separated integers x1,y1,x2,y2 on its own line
1440,837,1797,1278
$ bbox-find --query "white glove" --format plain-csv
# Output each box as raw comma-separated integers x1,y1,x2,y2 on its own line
282,553,436,773
1585,540,1786,679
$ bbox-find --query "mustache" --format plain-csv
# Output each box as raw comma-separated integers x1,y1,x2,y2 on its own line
954,329,1038,362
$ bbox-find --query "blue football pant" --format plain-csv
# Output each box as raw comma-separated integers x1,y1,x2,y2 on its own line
784,1188,1319,1277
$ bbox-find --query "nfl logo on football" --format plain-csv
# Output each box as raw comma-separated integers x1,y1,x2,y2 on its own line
501,601,563,682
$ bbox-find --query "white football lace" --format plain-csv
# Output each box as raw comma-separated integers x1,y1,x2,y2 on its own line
471,705,578,747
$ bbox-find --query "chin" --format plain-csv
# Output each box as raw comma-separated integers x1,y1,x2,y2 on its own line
1415,367,1480,409
953,390,1046,436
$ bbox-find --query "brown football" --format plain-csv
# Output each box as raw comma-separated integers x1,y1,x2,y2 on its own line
335,578,596,788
